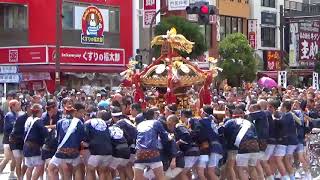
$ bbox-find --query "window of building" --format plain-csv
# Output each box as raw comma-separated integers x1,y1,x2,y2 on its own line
62,2,120,33
0,4,28,30
109,8,120,33
261,27,275,47
285,0,290,9
296,3,302,11
226,16,231,35
238,18,243,33
290,1,297,10
219,15,244,40
220,16,226,40
62,3,74,29
261,0,275,8
232,17,238,33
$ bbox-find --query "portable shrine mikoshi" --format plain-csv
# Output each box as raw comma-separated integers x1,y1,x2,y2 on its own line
121,28,222,111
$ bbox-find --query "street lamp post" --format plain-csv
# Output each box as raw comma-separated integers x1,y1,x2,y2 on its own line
280,5,284,70
55,0,62,91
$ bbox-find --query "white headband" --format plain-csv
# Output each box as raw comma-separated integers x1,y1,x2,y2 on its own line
111,112,122,117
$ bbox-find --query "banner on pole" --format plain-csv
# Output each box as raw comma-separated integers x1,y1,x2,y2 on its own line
278,71,287,89
313,72,319,90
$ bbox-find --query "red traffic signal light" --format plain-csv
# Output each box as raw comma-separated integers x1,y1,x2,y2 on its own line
200,5,209,14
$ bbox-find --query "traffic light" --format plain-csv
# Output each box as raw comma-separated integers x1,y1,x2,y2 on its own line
186,1,216,24
135,54,143,69
186,4,200,14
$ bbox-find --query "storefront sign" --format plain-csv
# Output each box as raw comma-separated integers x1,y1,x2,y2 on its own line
248,19,257,49
168,0,189,11
0,46,125,67
0,46,47,65
0,74,20,83
298,21,320,67
81,6,104,45
75,6,109,32
0,66,17,74
261,12,276,26
48,46,125,66
263,50,281,71
143,0,159,28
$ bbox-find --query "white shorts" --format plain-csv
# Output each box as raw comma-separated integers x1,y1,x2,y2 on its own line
236,153,260,167
109,157,129,170
295,144,305,154
3,144,10,150
129,154,136,163
165,167,183,179
12,150,23,159
197,155,209,168
80,150,90,165
134,161,163,170
286,145,298,155
87,155,112,168
273,145,287,157
208,153,223,167
25,156,44,168
184,156,199,168
227,150,238,160
49,156,81,167
261,144,276,161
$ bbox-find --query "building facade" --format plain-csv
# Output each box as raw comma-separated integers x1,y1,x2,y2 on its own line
249,0,284,71
0,0,133,93
285,0,320,68
217,0,250,41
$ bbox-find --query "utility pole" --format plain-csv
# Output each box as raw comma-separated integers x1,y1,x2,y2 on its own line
280,5,284,70
55,0,61,91
148,7,166,64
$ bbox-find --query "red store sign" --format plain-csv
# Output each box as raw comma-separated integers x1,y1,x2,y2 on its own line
263,50,281,71
0,46,47,64
0,46,125,66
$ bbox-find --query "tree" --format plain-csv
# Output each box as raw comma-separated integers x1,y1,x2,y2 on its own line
154,16,207,58
218,33,257,86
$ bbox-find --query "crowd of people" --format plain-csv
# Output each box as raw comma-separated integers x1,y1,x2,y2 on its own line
0,84,319,180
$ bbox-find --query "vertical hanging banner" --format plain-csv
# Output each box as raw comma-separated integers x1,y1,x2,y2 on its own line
143,0,160,28
313,72,319,90
248,19,257,50
278,71,287,89
298,21,320,67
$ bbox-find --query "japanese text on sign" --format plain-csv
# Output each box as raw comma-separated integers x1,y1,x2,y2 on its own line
144,10,156,27
299,32,319,62
81,36,104,44
144,0,156,10
82,51,121,62
168,0,189,11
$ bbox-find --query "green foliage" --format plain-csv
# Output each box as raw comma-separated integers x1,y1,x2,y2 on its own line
218,33,257,86
154,16,207,58
315,52,320,74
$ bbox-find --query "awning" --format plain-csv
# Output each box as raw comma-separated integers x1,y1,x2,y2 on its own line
257,69,314,79
18,64,126,73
